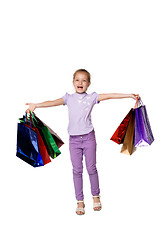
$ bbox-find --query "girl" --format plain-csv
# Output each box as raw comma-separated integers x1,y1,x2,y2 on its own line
26,69,139,215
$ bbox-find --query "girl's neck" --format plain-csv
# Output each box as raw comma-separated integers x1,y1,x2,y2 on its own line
75,92,87,94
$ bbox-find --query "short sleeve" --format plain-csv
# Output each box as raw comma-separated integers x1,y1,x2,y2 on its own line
91,92,100,105
62,92,69,105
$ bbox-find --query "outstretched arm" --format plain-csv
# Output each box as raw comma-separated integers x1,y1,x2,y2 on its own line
25,98,65,113
98,93,139,102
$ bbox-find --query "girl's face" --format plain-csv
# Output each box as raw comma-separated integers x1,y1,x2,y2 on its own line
73,72,91,94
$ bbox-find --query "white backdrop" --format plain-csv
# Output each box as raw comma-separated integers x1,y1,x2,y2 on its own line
1,0,160,239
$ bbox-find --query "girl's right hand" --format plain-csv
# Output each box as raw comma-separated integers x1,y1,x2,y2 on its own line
25,103,37,113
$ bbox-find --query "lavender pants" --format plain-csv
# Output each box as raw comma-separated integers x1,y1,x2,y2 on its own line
69,130,100,201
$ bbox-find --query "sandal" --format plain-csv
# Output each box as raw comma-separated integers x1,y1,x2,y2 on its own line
93,195,102,211
76,200,85,215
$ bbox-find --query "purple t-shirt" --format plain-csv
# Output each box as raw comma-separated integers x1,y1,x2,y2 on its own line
62,92,100,135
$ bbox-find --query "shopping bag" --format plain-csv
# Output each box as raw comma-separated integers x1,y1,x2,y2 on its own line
30,113,62,159
25,119,51,165
19,113,64,149
121,109,136,155
35,128,51,165
32,113,64,149
16,118,44,167
110,109,132,144
134,100,154,147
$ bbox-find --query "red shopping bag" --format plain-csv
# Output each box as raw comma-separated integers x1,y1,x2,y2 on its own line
34,128,51,165
110,109,132,144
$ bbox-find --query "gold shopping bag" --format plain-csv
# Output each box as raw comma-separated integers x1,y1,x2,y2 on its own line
120,109,136,155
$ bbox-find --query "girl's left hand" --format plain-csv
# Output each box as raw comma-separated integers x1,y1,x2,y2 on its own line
131,94,140,100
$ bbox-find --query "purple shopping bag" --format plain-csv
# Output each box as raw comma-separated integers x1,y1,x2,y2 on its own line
134,100,154,147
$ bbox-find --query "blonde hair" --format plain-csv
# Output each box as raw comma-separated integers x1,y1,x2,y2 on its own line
73,69,91,82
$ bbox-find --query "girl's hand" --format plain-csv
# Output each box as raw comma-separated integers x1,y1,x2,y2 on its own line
131,94,140,100
25,103,37,113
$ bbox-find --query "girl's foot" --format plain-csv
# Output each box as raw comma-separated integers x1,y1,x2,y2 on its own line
76,201,85,215
93,196,102,211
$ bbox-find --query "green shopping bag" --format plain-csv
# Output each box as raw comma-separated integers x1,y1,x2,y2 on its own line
30,112,61,159
40,126,61,159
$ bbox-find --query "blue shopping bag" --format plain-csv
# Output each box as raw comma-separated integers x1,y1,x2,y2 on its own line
134,100,154,147
16,116,44,167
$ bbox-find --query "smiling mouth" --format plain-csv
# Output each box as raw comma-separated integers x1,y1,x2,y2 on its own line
78,86,83,89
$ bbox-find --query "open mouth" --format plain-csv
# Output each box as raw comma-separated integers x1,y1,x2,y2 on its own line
77,86,83,89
